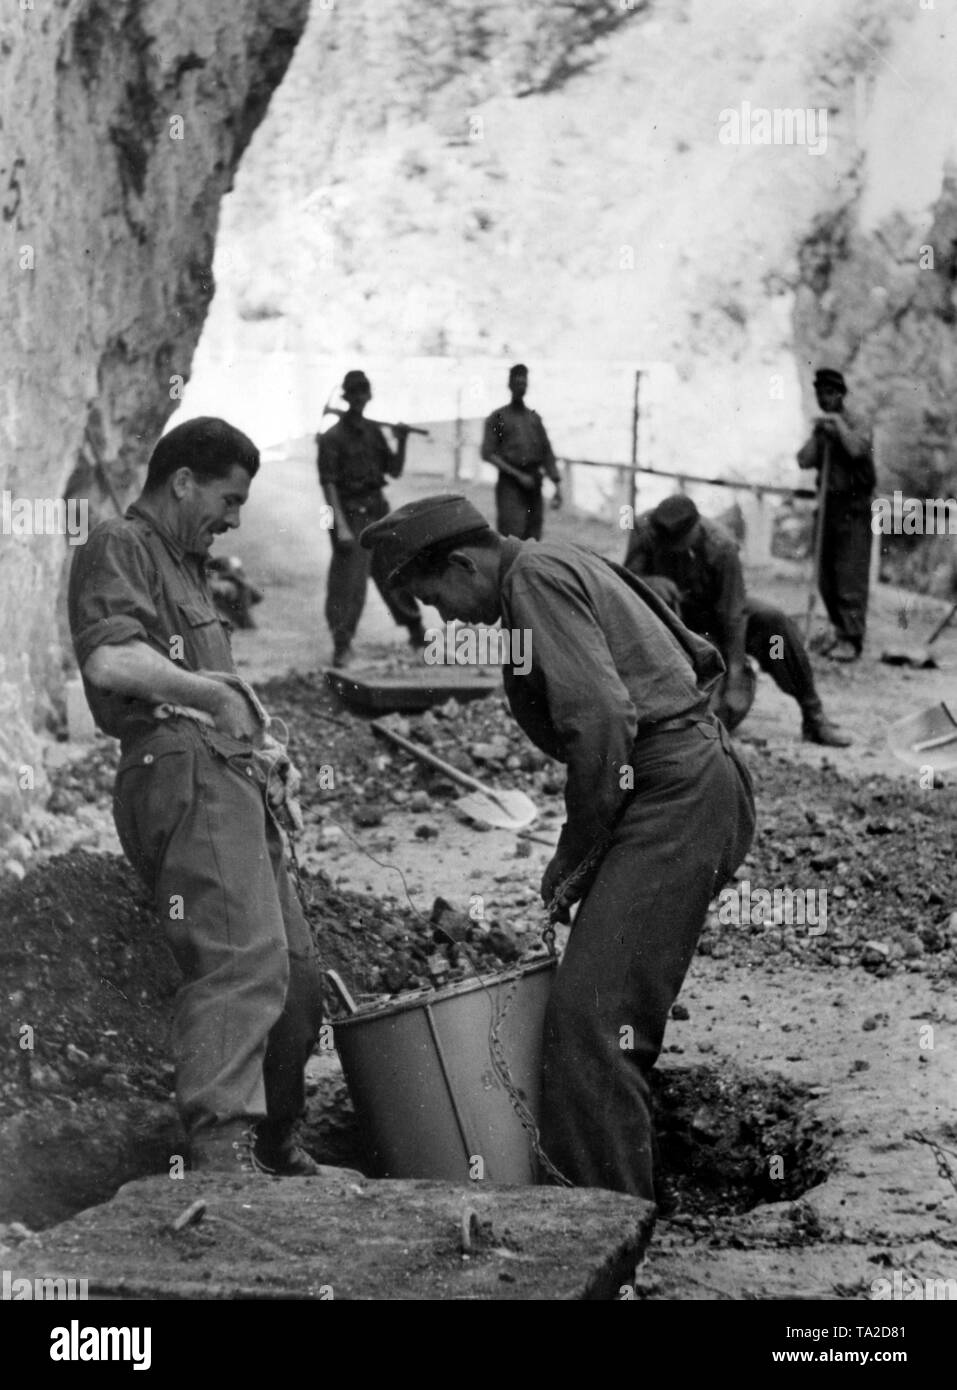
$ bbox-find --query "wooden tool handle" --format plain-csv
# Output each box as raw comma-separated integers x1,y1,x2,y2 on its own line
371,720,491,796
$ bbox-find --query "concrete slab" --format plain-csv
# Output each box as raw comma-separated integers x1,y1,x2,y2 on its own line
9,1174,654,1301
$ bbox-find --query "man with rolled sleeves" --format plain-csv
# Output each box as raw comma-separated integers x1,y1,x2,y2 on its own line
360,495,755,1200
624,494,850,747
318,369,425,666
68,417,325,1175
481,364,562,540
797,367,876,662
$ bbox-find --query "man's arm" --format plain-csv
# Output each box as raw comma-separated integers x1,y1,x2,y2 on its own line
828,412,872,460
536,415,561,487
796,433,820,470
383,425,408,479
316,432,355,540
506,568,638,867
84,642,261,740
711,543,748,673
623,522,654,575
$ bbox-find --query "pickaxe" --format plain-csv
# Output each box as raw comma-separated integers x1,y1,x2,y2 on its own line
318,388,430,438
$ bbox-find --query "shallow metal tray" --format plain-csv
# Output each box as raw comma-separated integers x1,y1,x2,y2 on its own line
324,664,500,713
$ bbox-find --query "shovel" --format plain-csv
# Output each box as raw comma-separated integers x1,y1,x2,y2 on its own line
880,600,957,670
887,700,957,769
371,718,538,830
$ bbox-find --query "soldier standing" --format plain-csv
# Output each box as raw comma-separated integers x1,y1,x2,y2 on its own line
481,364,562,539
318,369,426,666
797,367,876,662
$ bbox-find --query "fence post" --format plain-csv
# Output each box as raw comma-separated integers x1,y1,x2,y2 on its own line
741,489,774,565
630,370,641,518
453,388,463,482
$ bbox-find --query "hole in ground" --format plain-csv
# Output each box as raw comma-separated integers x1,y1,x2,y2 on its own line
651,1062,838,1217
2,1061,836,1234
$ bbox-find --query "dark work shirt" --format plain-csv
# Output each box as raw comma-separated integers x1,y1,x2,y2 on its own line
498,536,722,862
481,403,558,481
68,502,233,744
317,416,398,498
624,515,747,664
796,406,875,496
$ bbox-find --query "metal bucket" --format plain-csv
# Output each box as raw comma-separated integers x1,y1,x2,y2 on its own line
329,957,557,1184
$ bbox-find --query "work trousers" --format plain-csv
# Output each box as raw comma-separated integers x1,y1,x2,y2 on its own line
113,720,324,1139
539,717,755,1198
495,475,544,541
818,493,872,649
742,599,821,720
326,492,421,648
655,584,823,725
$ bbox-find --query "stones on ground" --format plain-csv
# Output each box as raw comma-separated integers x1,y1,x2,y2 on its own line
353,803,384,828
469,740,510,763
485,925,521,962
414,823,439,840
409,791,431,813
671,1002,690,1021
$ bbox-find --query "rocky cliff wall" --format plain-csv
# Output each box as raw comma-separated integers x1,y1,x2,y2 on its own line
0,0,308,827
200,0,957,514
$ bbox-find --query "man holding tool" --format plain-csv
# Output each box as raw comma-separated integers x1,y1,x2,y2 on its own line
317,369,427,666
481,363,563,540
360,494,755,1200
797,367,876,662
68,416,325,1176
624,494,850,746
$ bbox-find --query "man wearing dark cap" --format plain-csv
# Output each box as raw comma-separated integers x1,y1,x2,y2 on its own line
361,494,755,1200
318,370,425,665
68,417,325,1176
481,364,562,540
624,494,850,747
797,368,876,661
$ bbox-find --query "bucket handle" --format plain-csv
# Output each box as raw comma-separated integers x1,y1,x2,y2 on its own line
325,969,359,1016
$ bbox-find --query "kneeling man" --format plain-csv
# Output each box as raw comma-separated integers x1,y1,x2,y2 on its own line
624,495,850,746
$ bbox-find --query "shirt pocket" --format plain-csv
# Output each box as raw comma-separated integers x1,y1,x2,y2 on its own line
175,598,234,651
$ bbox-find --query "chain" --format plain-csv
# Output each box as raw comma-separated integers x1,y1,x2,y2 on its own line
276,755,570,1186
487,972,572,1187
906,1129,957,1193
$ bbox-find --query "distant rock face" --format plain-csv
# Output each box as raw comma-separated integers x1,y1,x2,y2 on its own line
0,0,308,824
202,0,957,502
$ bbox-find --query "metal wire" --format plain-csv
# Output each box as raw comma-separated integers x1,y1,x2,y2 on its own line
906,1129,957,1194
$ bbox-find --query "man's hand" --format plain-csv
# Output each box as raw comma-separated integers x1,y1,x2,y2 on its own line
206,680,265,742
541,853,577,923
815,415,840,439
721,667,752,723
390,423,411,442
641,574,683,615
550,484,563,511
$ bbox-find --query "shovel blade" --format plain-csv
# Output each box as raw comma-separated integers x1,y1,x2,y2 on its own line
888,701,957,767
454,788,538,831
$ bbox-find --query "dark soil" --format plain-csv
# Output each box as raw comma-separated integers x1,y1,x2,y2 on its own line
3,673,956,1236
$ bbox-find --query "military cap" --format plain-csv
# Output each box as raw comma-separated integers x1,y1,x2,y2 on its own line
342,369,371,393
360,494,491,581
813,367,847,392
650,494,700,542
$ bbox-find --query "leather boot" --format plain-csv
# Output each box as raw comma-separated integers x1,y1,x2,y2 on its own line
190,1120,260,1174
252,1120,324,1177
826,640,861,663
802,713,852,747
